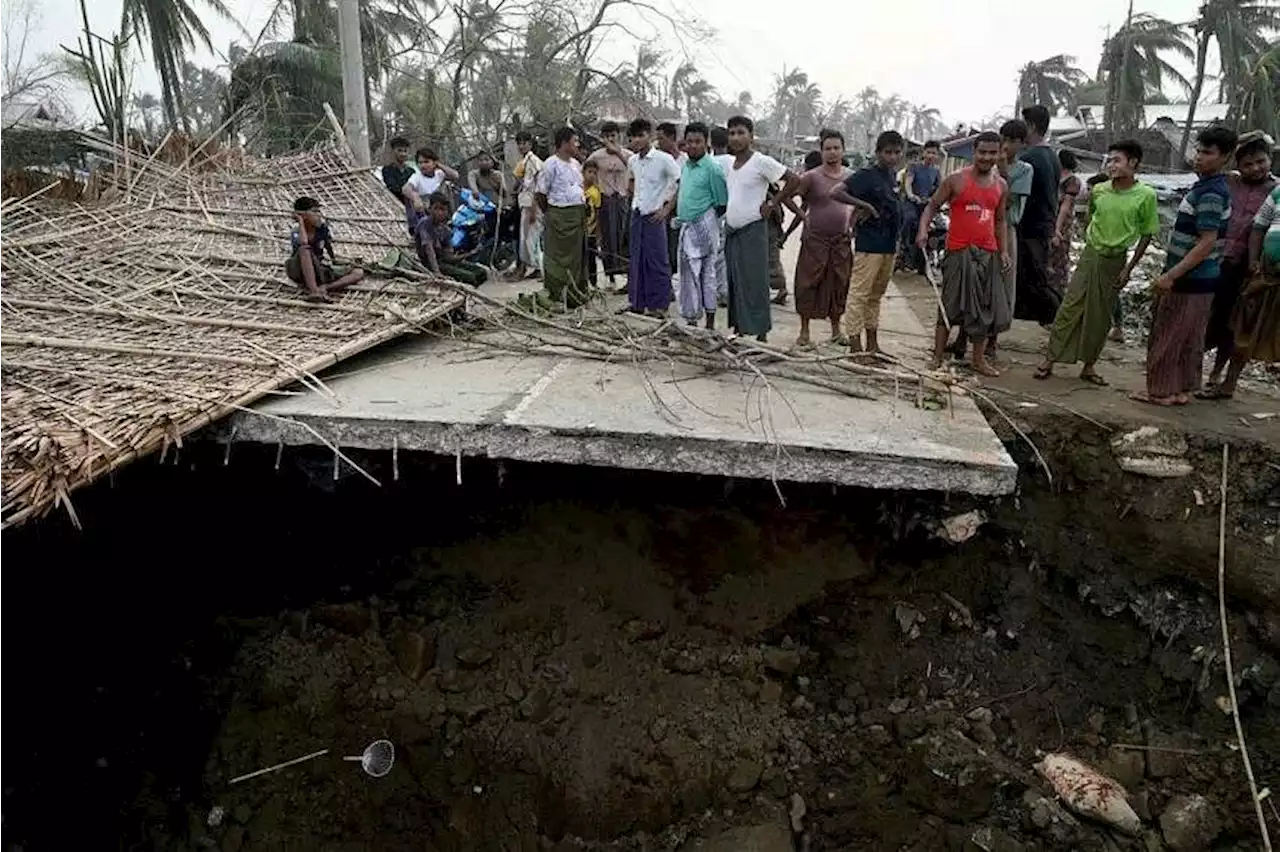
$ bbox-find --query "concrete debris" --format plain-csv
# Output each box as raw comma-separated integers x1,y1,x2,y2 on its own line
936,510,987,543
697,822,793,852
1036,752,1142,835
763,647,802,677
1159,794,1221,852
789,792,807,833
1111,427,1194,478
725,760,763,793
895,604,923,639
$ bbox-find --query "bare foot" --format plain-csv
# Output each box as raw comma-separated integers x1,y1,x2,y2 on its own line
972,359,1000,377
929,357,944,370
1129,390,1182,406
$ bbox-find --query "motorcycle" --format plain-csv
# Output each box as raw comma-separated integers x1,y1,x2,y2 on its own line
921,208,949,285
449,189,517,272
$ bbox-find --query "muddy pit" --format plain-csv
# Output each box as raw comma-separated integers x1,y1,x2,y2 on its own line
3,416,1278,852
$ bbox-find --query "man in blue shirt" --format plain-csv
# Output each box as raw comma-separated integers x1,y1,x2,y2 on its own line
900,140,941,273
1132,125,1237,406
831,130,904,353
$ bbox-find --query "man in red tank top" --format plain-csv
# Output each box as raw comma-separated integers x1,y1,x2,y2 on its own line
917,131,1011,375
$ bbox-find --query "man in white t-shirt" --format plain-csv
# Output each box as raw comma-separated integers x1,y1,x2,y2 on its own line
657,122,688,276
402,147,460,214
626,118,681,315
721,115,800,341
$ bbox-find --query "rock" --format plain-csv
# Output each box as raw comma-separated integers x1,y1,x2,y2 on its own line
519,689,551,722
965,706,993,724
649,717,669,742
762,766,788,799
725,760,763,794
789,793,807,833
893,713,928,743
666,652,704,674
887,697,911,714
763,647,801,677
1159,794,1220,852
866,724,893,748
1099,747,1145,790
1024,793,1055,830
312,603,371,636
698,822,793,852
795,676,811,693
895,604,923,638
504,680,525,702
221,826,244,852
760,681,783,704
438,670,476,694
964,826,1025,852
1144,726,1191,778
623,619,665,641
937,510,986,543
393,631,432,680
455,646,493,669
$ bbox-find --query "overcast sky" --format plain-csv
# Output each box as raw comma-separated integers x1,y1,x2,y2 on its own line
14,0,1204,128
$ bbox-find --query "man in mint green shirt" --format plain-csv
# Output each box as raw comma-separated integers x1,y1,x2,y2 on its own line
1036,139,1159,384
675,122,729,327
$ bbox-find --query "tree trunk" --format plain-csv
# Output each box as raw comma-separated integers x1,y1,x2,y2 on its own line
1180,28,1209,167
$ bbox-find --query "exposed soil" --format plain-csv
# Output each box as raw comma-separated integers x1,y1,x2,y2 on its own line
3,405,1278,852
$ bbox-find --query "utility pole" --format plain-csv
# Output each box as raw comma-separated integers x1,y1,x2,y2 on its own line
336,0,371,167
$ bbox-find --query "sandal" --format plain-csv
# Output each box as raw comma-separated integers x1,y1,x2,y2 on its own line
1129,390,1185,407
829,334,850,346
1033,364,1053,380
1194,386,1234,400
1079,372,1109,386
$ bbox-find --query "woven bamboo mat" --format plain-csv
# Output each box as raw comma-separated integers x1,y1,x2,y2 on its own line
1,145,462,527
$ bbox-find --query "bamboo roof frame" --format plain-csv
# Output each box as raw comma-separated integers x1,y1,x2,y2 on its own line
1,139,462,528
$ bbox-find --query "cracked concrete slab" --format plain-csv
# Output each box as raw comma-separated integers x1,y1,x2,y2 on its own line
223,280,1017,496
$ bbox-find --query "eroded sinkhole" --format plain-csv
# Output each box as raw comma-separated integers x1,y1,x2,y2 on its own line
3,436,1277,852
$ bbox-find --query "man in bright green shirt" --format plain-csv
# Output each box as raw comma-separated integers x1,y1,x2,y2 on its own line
1035,139,1159,384
675,122,729,327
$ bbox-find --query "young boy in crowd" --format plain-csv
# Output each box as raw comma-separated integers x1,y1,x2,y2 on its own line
583,159,603,289
286,196,364,301
416,192,488,287
1132,126,1238,406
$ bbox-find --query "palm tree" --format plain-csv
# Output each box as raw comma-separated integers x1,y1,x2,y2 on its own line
791,82,821,137
1016,55,1087,112
122,0,237,132
1180,0,1280,155
770,65,808,137
684,79,715,118
1236,36,1280,136
733,90,754,116
1098,6,1194,134
131,91,161,137
633,45,665,104
668,60,696,113
910,104,943,140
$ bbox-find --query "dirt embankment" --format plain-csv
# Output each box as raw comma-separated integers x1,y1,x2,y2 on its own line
4,408,1278,852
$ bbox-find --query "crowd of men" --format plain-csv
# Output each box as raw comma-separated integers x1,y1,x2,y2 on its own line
285,107,1279,406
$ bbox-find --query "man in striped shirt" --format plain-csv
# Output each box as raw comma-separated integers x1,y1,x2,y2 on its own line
1132,126,1237,406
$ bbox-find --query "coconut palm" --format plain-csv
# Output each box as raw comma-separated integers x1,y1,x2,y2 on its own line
1016,54,1087,112
1236,36,1280,136
684,79,715,117
122,0,237,132
668,60,696,113
1180,0,1280,154
910,104,944,140
1098,8,1194,134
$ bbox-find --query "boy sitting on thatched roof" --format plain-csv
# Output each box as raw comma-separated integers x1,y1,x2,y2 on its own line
287,196,365,302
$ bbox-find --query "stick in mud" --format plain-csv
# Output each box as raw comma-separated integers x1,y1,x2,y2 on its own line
1217,443,1274,852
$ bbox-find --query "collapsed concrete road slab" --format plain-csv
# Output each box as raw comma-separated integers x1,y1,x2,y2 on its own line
224,298,1017,497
